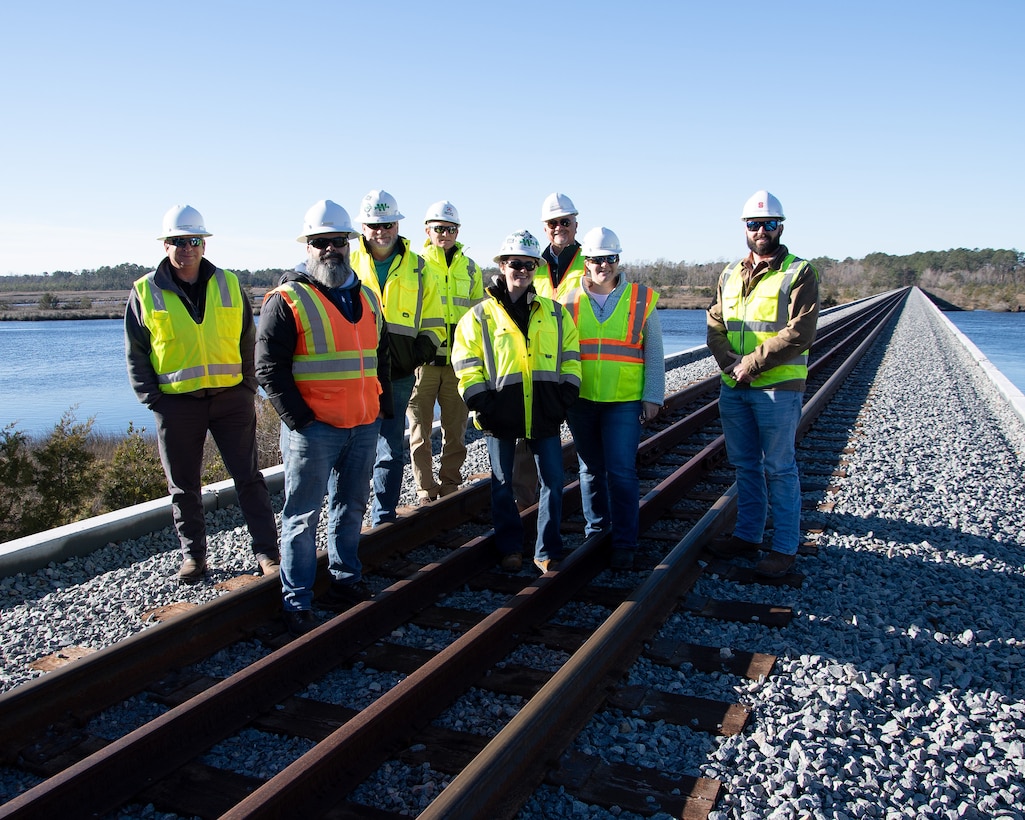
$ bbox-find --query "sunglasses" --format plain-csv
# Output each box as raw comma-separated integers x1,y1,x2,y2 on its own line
504,259,538,272
431,225,459,235
368,222,396,231
545,218,573,229
745,220,780,232
166,237,203,248
587,254,619,265
308,236,349,250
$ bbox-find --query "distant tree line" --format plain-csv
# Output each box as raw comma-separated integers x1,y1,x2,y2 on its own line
2,247,1022,311
0,263,288,293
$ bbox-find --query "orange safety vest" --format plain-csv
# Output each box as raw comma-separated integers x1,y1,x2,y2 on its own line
270,281,383,428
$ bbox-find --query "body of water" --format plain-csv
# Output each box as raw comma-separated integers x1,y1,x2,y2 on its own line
1,308,1021,438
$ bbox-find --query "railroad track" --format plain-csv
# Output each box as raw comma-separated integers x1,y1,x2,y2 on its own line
0,290,908,819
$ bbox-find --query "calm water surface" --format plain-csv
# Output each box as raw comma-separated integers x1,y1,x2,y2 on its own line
1,309,1020,437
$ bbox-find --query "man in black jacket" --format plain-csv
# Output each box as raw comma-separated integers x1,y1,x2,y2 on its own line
256,200,392,636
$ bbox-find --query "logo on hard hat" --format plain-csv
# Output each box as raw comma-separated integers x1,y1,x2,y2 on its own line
757,200,765,209
442,205,456,218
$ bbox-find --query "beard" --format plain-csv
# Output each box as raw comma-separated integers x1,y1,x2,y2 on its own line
307,253,353,289
746,232,782,257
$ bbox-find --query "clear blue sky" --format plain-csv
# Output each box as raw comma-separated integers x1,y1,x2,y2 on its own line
1,0,1021,276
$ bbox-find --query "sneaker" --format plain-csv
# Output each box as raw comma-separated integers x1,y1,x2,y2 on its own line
500,552,523,573
282,609,320,636
416,493,438,507
256,553,280,576
755,551,796,578
317,580,374,612
610,548,635,571
177,555,207,583
533,557,560,574
707,535,762,559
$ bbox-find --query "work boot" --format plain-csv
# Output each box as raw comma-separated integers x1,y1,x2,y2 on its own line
500,552,523,573
255,553,280,576
610,548,635,571
282,609,320,636
178,555,207,583
317,579,374,612
755,551,796,578
533,557,560,574
707,535,762,559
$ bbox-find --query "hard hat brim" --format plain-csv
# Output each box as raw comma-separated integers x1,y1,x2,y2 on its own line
297,228,360,243
159,230,212,239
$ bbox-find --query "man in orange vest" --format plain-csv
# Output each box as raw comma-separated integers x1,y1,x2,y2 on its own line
126,205,279,584
256,200,393,636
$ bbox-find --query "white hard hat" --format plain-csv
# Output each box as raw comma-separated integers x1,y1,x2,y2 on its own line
741,190,785,221
424,200,460,225
160,205,212,239
297,199,359,243
540,192,578,220
493,229,542,263
359,189,405,224
580,226,622,257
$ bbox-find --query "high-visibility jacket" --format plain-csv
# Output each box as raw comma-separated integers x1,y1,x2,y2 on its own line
533,246,586,303
421,241,483,365
268,280,383,428
350,236,445,377
566,282,657,402
135,268,244,394
452,287,580,440
718,254,816,389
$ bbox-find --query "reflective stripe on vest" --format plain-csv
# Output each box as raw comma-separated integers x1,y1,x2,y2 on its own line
533,248,586,304
353,240,445,343
458,294,572,437
721,254,810,388
270,281,382,428
567,283,657,402
136,268,244,394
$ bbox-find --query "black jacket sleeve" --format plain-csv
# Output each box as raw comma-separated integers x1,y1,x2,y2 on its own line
255,292,315,431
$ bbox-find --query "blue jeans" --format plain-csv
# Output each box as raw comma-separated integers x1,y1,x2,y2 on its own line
486,435,564,562
279,419,380,612
567,399,642,551
371,373,415,525
718,385,803,555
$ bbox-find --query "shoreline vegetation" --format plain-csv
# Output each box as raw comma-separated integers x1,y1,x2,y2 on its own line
0,247,1023,320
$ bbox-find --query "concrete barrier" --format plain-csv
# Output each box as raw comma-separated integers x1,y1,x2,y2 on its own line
0,466,284,578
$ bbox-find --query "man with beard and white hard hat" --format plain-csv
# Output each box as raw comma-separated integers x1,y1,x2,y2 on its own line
706,190,819,579
126,204,280,584
406,200,484,505
256,199,393,636
348,189,445,525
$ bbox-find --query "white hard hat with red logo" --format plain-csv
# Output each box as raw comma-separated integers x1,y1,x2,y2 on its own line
424,200,460,225
741,190,785,221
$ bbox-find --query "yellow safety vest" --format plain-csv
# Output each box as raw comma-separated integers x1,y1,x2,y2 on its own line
720,254,814,389
567,283,657,402
533,247,586,304
421,242,483,364
268,281,383,428
350,237,445,348
135,268,244,394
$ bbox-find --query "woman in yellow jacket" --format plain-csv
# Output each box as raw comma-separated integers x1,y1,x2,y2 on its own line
452,230,580,574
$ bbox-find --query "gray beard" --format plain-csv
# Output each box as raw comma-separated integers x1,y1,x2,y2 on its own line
307,255,353,289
